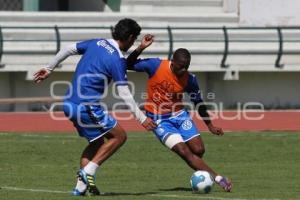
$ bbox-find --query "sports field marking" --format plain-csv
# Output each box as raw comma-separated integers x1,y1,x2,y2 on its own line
1,132,299,139
1,186,69,194
0,186,282,200
151,194,280,200
0,133,78,139
0,132,155,139
150,193,249,200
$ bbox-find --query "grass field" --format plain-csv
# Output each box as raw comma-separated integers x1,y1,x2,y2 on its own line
0,131,300,200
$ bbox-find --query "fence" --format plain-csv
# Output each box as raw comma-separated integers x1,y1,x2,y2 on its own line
1,26,300,69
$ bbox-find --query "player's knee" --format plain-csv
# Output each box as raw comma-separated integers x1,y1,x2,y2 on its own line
175,145,192,159
116,130,127,145
194,147,205,158
120,132,127,144
107,125,127,145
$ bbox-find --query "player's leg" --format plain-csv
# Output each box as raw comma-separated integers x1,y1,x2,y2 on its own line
152,114,217,176
63,101,90,196
68,103,126,196
175,111,205,158
186,135,205,158
167,135,232,192
90,122,127,166
71,137,105,196
166,134,218,177
173,111,232,192
80,137,105,167
77,123,127,196
152,111,231,192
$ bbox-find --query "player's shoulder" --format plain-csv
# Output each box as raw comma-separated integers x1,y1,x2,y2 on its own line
94,38,118,55
80,38,100,46
188,72,197,80
187,73,199,85
184,73,200,93
77,38,105,51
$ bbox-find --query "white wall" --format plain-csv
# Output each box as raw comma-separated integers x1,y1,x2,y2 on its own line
1,72,300,111
209,72,300,109
239,0,300,26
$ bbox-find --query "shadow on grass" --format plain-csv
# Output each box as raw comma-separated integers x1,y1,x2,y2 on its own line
159,187,191,192
101,191,158,196
160,187,225,194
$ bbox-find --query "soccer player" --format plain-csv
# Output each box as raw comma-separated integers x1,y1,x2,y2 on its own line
33,19,157,196
126,35,232,192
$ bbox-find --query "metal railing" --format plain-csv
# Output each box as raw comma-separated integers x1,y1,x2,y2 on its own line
1,26,300,68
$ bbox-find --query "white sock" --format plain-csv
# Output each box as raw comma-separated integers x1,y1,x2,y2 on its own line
83,161,99,176
75,177,87,192
215,175,223,183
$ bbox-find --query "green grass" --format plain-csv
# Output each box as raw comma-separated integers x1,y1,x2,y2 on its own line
0,132,300,200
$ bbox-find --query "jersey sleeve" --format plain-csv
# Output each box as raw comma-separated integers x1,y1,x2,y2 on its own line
110,57,128,86
76,39,94,54
131,58,161,77
185,74,203,104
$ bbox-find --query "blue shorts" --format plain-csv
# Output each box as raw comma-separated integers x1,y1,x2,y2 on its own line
63,101,117,142
147,110,199,144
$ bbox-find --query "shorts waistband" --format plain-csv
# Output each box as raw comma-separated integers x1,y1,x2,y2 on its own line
146,110,185,120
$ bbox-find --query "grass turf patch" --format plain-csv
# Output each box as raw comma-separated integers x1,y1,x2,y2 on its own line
0,132,299,200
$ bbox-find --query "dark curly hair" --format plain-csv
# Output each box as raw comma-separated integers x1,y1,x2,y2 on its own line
112,18,141,41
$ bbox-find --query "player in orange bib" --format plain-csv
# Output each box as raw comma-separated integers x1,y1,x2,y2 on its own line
127,35,232,192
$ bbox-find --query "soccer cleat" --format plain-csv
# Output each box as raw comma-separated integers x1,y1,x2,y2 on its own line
72,188,86,196
217,177,232,192
72,172,87,196
78,169,100,196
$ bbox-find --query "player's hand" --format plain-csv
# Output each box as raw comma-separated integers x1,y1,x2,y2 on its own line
142,117,157,131
139,34,154,50
208,124,224,136
33,68,51,83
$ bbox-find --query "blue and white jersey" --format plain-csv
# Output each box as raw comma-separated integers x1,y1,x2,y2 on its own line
65,39,128,104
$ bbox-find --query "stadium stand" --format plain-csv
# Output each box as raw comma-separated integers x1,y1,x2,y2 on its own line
0,0,238,73
0,0,300,112
1,1,300,72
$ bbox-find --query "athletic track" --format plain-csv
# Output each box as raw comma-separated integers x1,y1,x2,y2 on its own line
0,111,300,133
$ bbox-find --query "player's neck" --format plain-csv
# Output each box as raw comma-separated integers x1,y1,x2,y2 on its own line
115,40,126,52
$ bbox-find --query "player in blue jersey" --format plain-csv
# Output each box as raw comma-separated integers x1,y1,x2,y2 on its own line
33,19,157,196
126,35,232,192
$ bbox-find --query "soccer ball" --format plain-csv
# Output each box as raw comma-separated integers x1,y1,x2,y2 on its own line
190,170,214,193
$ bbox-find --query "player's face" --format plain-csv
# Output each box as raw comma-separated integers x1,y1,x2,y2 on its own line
171,58,190,77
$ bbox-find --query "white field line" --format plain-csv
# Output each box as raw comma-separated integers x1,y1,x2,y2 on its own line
0,132,298,139
0,132,155,139
1,186,69,194
0,186,283,200
150,193,280,200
